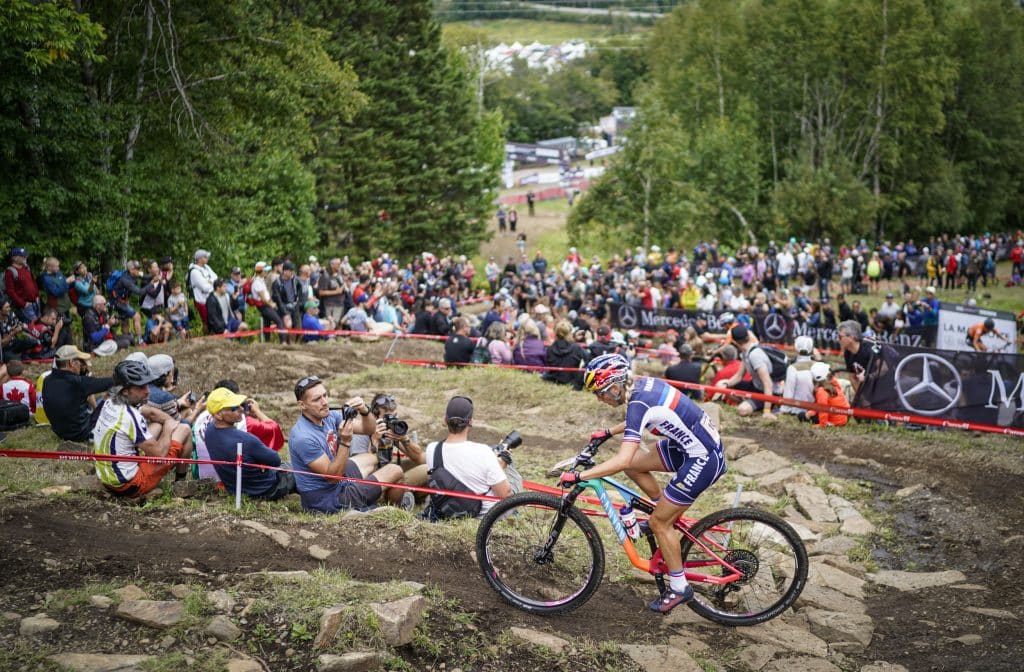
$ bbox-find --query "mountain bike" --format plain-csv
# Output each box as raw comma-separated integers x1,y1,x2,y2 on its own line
475,438,808,626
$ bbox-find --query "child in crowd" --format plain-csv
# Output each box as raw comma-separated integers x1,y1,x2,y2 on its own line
1,360,36,414
166,281,191,339
144,307,173,345
807,362,850,428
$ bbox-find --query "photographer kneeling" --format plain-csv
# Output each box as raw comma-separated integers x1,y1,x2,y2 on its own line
421,396,521,520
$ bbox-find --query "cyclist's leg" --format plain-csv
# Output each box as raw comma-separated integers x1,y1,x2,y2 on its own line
652,449,726,575
624,445,672,500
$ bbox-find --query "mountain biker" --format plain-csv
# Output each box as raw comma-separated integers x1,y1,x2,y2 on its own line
966,317,1009,352
561,353,726,614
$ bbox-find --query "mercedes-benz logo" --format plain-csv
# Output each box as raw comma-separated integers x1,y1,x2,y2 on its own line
763,313,787,341
618,304,638,329
894,353,962,416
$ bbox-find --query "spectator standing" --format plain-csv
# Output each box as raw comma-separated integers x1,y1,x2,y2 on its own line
508,207,518,233
45,345,114,443
38,257,73,317
496,205,507,234
140,260,167,317
206,279,246,335
71,261,98,314
250,261,286,339
317,257,347,327
484,257,500,294
110,261,145,338
166,281,191,339
526,190,535,216
272,262,302,342
187,250,217,331
5,247,40,322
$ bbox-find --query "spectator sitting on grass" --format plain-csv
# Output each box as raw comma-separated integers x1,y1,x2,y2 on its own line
144,306,173,345
93,359,193,498
444,317,478,364
512,317,546,369
1,359,36,414
203,387,296,500
301,299,330,341
44,345,113,443
485,321,513,365
193,378,285,480
806,362,850,428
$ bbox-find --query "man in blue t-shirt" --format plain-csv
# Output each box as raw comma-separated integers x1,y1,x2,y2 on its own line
204,388,296,500
288,375,413,513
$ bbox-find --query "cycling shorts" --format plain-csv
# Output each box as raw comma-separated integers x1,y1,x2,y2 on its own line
656,440,726,506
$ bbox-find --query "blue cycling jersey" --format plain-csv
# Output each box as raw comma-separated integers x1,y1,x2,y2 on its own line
623,377,721,458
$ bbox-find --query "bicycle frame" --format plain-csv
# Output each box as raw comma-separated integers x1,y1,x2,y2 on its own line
566,476,746,587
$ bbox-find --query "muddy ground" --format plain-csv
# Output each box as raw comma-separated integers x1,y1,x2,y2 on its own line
1,337,1022,671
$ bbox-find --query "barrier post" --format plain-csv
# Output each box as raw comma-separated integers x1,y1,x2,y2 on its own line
235,443,243,510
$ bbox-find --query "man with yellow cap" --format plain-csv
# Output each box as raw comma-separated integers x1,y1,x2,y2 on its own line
204,388,296,500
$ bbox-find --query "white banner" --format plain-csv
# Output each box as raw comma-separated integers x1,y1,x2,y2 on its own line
937,302,1017,354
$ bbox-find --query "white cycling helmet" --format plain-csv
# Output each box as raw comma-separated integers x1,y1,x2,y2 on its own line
795,336,814,356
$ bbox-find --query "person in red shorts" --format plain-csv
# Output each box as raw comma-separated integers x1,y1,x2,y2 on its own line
92,359,194,498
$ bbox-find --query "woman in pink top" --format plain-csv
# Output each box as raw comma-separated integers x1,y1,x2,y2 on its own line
486,321,514,365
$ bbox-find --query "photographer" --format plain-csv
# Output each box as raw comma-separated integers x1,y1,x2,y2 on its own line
422,396,517,520
351,393,428,490
25,306,72,360
289,376,414,513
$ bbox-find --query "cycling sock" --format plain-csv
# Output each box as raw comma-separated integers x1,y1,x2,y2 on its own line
668,570,689,593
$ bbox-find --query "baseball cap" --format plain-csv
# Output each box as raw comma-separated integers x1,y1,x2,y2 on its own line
308,255,318,263
93,340,118,357
445,396,474,423
254,261,268,272
147,354,175,378
206,388,248,415
282,261,296,271
231,266,242,274
886,292,894,298
730,325,750,344
925,286,936,294
55,345,91,361
304,299,319,310
194,249,211,261
10,247,27,258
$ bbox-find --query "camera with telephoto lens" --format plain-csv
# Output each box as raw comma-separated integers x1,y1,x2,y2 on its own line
382,413,408,437
492,430,522,466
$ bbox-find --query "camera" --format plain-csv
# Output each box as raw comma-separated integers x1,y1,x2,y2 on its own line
382,413,408,437
187,391,197,405
339,404,359,422
493,430,522,466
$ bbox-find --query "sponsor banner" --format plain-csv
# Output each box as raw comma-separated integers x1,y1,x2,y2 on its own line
858,343,1024,429
937,302,1018,354
610,304,733,332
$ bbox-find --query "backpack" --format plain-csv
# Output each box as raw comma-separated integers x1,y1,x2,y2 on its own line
424,441,483,521
470,339,492,364
242,277,262,307
106,270,127,300
751,345,789,381
0,399,31,431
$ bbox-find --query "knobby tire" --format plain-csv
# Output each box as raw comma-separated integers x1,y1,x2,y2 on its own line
476,492,605,615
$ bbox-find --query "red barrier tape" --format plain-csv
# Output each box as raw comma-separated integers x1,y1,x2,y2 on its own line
380,357,1024,438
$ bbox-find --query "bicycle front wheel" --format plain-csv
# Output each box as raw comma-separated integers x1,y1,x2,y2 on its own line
476,492,605,615
681,507,808,626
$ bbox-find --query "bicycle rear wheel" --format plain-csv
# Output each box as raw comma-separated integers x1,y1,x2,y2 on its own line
680,507,808,626
476,492,605,615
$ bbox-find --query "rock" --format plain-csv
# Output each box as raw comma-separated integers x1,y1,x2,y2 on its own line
820,554,868,580
113,585,149,602
868,570,967,592
949,583,986,591
741,619,830,657
859,663,909,672
159,635,175,649
370,596,426,647
314,606,346,650
309,545,332,561
894,484,924,498
318,652,384,672
239,520,290,548
809,535,859,557
48,653,154,671
722,436,760,461
828,495,875,535
763,657,842,672
40,485,73,495
724,491,778,507
207,589,235,612
20,615,60,636
2,611,22,621
89,595,113,609
964,607,1017,620
737,644,778,671
786,484,837,523
667,634,712,658
758,468,811,495
400,581,426,594
809,559,865,599
298,529,318,541
732,451,790,477
260,570,311,580
115,600,184,629
509,627,570,653
168,585,191,599
951,634,983,645
205,615,241,641
783,519,821,543
226,660,263,672
797,584,868,614
619,645,703,672
804,608,874,648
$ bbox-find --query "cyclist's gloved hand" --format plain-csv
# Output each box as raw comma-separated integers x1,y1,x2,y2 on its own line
559,472,582,487
590,429,613,446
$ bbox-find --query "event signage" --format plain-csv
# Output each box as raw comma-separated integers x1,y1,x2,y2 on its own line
936,302,1018,354
857,343,1024,429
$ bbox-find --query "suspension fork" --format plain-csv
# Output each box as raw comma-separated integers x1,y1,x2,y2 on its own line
540,487,584,554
